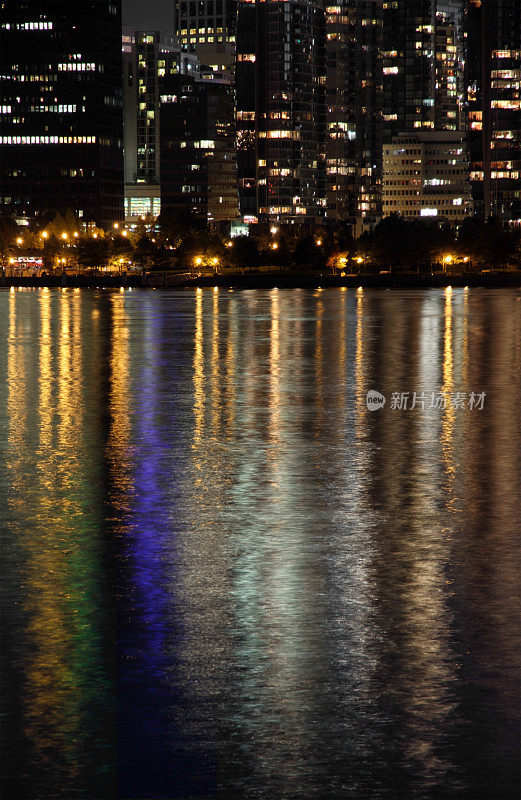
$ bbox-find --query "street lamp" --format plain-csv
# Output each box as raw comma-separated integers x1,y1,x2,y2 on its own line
61,232,68,240
41,231,49,240
16,237,23,246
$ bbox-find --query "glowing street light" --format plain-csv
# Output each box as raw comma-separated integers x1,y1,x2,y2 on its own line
92,232,98,239
195,256,203,266
356,256,364,264
113,222,119,229
121,230,128,237
316,238,322,246
61,232,68,240
73,231,79,238
16,237,23,245
41,231,49,239
271,243,278,250
212,257,219,266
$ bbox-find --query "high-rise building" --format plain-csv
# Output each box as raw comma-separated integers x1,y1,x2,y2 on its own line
160,72,239,223
254,0,327,225
382,0,465,142
325,1,383,232
174,0,237,75
122,27,200,223
382,131,473,221
466,0,520,224
235,0,257,219
123,28,180,185
0,0,124,227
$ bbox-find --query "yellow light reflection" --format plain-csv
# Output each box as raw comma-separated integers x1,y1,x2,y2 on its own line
269,288,281,440
441,287,456,490
193,288,204,449
355,293,366,429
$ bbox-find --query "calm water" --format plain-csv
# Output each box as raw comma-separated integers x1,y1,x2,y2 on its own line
1,287,520,800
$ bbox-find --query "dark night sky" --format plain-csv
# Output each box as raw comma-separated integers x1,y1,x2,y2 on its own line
122,0,174,33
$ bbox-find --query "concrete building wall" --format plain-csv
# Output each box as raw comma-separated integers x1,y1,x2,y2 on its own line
383,131,473,221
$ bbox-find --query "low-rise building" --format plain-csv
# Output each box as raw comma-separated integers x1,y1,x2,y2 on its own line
382,131,473,222
124,183,161,223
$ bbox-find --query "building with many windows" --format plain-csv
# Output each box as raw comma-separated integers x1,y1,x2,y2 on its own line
466,0,520,224
382,131,473,221
122,27,201,223
254,0,327,225
160,72,239,224
0,0,123,227
235,0,257,219
382,0,465,142
174,0,237,76
325,1,383,232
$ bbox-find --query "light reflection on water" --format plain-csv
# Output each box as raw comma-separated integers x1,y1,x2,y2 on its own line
1,288,520,800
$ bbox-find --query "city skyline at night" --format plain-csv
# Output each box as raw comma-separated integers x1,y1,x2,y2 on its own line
0,1,520,240
1,5,520,799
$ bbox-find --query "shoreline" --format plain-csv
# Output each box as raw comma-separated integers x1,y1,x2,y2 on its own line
1,270,520,291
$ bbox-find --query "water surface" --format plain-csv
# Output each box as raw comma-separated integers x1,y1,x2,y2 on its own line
1,287,520,799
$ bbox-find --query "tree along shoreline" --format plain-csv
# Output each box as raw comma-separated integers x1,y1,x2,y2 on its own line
2,211,520,277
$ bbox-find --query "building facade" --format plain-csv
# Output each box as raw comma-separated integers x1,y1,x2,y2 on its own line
382,131,473,221
174,0,237,75
235,0,257,219
382,0,465,142
325,1,383,232
160,73,239,224
0,0,124,228
254,0,327,225
122,27,201,223
466,0,520,224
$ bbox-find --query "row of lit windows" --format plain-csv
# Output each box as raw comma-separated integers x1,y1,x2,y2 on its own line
58,63,96,71
126,197,161,216
1,135,96,144
29,104,77,113
258,131,301,140
384,196,465,204
491,100,521,110
383,209,467,218
180,26,223,34
1,22,53,30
